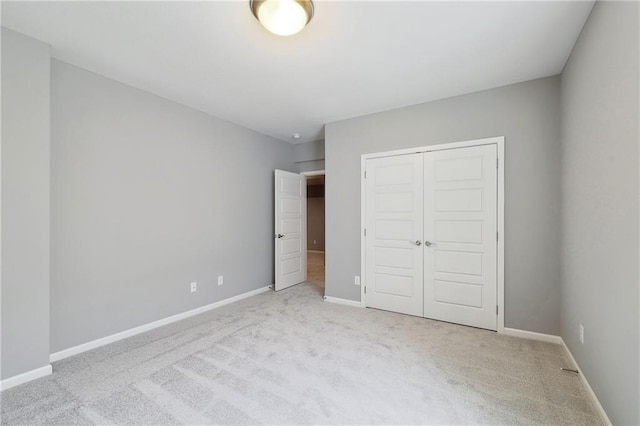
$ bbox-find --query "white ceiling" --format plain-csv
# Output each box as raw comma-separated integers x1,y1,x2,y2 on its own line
2,1,594,144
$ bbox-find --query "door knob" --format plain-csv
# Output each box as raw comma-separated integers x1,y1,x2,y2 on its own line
276,234,285,239
424,240,434,247
413,240,422,246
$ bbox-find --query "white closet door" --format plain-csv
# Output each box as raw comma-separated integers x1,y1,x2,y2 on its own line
423,145,498,330
365,154,424,317
274,170,306,291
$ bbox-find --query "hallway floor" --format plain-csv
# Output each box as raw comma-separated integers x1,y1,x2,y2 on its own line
307,250,324,293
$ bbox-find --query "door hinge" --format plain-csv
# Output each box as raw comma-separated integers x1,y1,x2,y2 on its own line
364,170,367,179
496,305,499,315
364,286,367,294
497,158,499,169
496,231,499,242
364,228,367,237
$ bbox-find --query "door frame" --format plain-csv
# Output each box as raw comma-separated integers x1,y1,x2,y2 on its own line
360,136,505,333
301,170,325,291
301,170,326,177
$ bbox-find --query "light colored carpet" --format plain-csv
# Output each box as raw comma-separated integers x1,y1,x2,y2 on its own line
1,282,602,425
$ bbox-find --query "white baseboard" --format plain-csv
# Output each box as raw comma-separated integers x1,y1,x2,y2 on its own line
323,296,363,308
50,285,273,363
503,327,563,344
560,339,612,425
0,364,52,392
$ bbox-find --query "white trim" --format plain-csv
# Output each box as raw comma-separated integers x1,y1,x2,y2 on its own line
360,154,367,308
361,136,504,160
307,250,325,254
560,339,612,425
50,286,272,362
323,296,364,308
360,136,505,333
0,364,52,391
503,328,563,344
496,139,505,333
301,170,325,177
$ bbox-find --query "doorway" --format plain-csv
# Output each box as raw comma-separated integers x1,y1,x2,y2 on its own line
303,171,325,296
273,169,325,295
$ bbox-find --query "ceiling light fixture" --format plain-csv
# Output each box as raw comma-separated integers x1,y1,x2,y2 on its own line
250,0,314,37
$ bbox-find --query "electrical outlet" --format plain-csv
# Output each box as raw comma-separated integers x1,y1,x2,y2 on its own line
190,282,197,293
354,275,360,286
313,240,317,245
579,324,584,344
217,275,224,286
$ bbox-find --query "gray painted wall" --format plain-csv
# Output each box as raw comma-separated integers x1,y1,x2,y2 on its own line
1,29,51,379
307,196,325,251
293,140,325,173
51,60,295,353
325,76,562,335
560,2,639,424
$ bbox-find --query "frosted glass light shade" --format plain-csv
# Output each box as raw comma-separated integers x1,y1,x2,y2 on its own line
250,0,314,36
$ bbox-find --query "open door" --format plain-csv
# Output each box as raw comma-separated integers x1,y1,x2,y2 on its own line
274,170,306,291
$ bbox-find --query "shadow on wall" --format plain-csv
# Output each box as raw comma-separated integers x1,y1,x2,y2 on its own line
307,176,325,251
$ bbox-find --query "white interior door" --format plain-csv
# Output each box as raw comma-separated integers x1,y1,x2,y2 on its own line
423,145,498,330
274,170,306,291
365,154,424,317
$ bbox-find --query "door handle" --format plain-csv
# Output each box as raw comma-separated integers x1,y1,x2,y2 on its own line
413,240,422,246
276,234,285,239
424,240,434,247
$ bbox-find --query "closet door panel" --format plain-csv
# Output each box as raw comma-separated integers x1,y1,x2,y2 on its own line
424,145,498,330
365,154,424,317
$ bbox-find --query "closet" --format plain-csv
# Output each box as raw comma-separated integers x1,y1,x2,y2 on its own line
363,142,500,331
